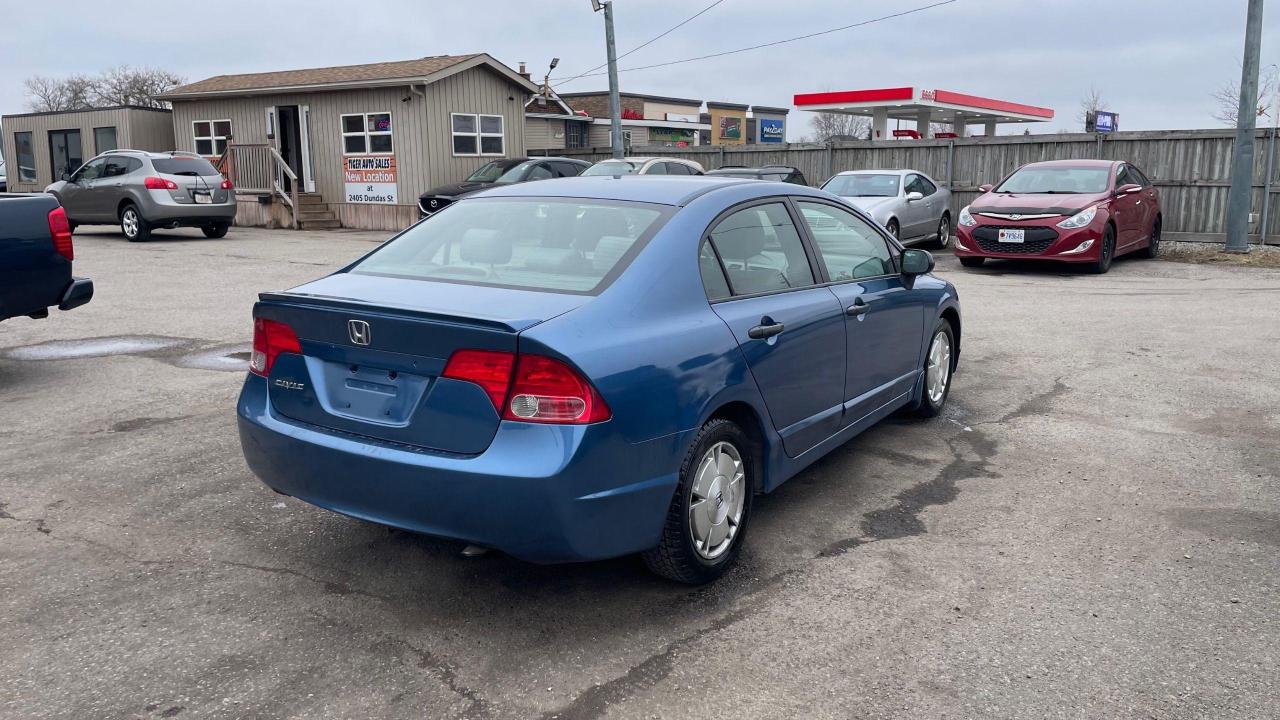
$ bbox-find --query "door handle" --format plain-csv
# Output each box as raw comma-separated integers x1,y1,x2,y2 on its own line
747,322,785,340
846,299,870,317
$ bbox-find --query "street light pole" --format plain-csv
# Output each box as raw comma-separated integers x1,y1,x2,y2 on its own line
1225,0,1265,253
596,0,624,159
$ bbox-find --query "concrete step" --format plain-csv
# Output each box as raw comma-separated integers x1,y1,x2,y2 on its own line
298,218,341,230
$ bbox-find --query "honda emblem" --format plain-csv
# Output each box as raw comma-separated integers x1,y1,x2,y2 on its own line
348,319,371,346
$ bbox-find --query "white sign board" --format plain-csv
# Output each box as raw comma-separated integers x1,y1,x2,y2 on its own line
343,155,398,204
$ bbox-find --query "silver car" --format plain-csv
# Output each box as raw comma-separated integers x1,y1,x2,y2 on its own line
581,156,705,176
46,150,236,241
821,169,952,248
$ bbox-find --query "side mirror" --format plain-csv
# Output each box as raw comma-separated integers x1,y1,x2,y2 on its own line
905,191,924,202
1116,183,1142,195
978,183,994,193
901,248,935,276
61,172,75,183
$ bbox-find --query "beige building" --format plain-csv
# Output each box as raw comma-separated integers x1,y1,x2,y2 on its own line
157,54,539,230
524,89,591,154
706,102,749,146
1,106,174,192
558,92,708,150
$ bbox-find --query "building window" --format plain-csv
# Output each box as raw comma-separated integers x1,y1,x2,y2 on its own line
14,131,36,182
452,113,504,156
566,121,587,149
193,120,232,156
94,126,118,153
341,112,393,154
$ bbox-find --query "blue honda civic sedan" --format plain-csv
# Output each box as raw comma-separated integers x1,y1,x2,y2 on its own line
237,176,961,583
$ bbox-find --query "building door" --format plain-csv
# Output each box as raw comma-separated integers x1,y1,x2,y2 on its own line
49,129,83,182
276,106,302,193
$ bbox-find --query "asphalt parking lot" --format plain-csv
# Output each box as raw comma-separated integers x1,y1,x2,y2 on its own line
2,226,1278,720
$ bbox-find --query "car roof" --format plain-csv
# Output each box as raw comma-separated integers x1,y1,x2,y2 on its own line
535,156,591,165
100,149,208,160
471,175,783,205
707,166,798,174
1022,159,1117,169
834,169,912,176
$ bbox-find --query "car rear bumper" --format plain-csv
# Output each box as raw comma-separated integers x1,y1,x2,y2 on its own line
141,194,237,224
236,374,686,563
58,277,93,311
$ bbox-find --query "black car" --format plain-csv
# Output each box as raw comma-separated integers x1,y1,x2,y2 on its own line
418,157,591,216
705,165,809,186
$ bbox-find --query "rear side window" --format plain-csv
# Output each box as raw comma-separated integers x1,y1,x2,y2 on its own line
351,199,666,294
797,202,895,281
152,156,220,176
699,242,732,301
707,202,814,296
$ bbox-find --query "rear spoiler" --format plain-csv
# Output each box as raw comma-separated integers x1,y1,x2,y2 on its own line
257,290,533,333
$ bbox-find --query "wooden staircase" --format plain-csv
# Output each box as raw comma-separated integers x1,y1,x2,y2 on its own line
296,193,340,230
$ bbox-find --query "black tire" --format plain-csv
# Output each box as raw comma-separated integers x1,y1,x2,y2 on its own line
1090,224,1115,274
959,256,985,268
912,318,957,418
886,219,900,241
933,214,952,249
642,418,754,584
202,224,230,239
120,204,150,242
1140,216,1161,258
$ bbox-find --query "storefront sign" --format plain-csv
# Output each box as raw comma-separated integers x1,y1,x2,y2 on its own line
760,119,785,143
649,127,697,145
343,155,398,204
719,116,742,141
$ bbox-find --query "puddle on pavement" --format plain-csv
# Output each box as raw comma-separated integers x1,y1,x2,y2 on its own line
2,336,188,361
173,346,252,372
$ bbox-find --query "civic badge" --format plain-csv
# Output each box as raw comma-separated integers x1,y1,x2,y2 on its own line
348,319,371,346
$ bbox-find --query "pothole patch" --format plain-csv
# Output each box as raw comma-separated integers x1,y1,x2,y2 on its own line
2,336,189,361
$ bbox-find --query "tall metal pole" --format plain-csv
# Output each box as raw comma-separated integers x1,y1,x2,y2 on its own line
603,1,623,159
1225,0,1265,253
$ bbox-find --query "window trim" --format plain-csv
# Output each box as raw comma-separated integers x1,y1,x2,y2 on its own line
192,118,232,158
699,196,825,303
450,113,505,157
341,111,393,156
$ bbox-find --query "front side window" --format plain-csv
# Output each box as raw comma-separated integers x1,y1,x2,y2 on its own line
94,126,118,153
994,166,1111,194
822,173,900,197
74,158,107,182
797,201,895,281
193,120,232,157
452,113,504,156
351,199,666,294
341,112,393,154
707,202,814,296
15,131,36,182
905,174,937,196
1115,165,1135,188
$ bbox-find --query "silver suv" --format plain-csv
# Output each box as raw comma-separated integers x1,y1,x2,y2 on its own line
46,150,236,241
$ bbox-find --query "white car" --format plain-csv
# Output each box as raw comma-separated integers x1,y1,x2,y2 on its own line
581,156,705,177
822,169,953,248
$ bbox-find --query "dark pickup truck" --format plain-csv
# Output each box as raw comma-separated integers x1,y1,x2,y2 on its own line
1,193,93,322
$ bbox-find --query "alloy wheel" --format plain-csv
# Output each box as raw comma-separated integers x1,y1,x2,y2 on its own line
122,209,139,238
926,331,952,405
937,217,951,247
688,441,746,560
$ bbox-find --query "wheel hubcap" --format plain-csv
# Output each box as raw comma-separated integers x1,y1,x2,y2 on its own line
688,441,745,560
926,331,952,405
123,211,137,236
939,218,950,246
889,223,899,238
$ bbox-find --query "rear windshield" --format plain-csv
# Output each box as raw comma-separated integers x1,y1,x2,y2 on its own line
822,174,899,197
582,161,638,176
152,157,220,176
351,199,667,294
995,166,1110,194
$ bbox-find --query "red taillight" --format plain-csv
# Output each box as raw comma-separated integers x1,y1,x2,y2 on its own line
249,318,302,377
441,350,610,424
144,176,178,190
47,207,73,261
442,349,516,411
221,179,234,190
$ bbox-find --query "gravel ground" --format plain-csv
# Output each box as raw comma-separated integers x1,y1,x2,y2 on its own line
1160,240,1280,268
1,226,1277,720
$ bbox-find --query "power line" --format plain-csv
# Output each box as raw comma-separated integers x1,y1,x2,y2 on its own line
555,0,728,89
553,0,957,87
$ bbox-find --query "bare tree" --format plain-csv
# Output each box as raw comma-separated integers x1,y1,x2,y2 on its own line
1212,65,1279,126
1078,86,1110,130
809,112,871,141
23,66,184,112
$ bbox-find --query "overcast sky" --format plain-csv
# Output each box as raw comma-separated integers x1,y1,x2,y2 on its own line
2,0,1276,140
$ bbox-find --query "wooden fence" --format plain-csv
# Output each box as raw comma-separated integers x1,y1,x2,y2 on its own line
545,128,1280,244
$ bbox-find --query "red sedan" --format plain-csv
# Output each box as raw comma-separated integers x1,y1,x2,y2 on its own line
953,159,1161,274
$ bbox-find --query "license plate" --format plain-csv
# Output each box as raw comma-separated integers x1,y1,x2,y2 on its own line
997,228,1025,243
193,193,212,204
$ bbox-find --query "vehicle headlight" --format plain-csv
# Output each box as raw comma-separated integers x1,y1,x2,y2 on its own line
958,205,977,227
1057,205,1097,229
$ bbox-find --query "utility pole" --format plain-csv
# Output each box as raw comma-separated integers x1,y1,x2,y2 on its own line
1225,0,1265,253
593,0,624,159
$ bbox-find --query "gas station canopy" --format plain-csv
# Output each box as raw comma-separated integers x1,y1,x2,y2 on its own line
793,86,1054,139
